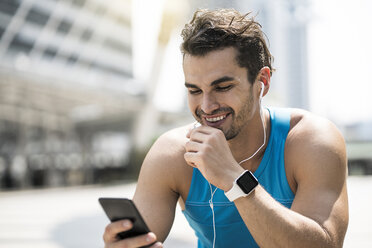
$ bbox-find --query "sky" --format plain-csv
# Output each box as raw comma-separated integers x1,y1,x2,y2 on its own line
308,0,372,125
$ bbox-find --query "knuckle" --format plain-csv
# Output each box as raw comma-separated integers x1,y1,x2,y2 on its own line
104,224,111,233
186,140,193,149
104,224,114,236
185,141,190,149
205,135,213,143
215,128,224,136
204,144,213,153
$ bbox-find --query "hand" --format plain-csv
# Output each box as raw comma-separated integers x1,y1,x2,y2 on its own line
184,125,244,191
103,219,163,248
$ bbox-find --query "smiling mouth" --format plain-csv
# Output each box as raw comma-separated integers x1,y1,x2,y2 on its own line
203,113,231,126
205,115,227,122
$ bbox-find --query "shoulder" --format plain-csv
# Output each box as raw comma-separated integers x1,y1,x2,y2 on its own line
139,123,194,191
285,109,347,189
145,124,192,162
287,108,346,155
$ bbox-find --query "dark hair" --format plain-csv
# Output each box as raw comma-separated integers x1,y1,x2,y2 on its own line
181,9,274,84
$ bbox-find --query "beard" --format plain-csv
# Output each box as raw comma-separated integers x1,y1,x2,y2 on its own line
194,88,255,140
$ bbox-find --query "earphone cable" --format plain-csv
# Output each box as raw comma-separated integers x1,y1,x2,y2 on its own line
208,82,266,248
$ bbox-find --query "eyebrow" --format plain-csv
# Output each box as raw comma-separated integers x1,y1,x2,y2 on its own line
184,76,236,88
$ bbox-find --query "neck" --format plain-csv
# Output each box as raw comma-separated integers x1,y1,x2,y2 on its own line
228,108,270,171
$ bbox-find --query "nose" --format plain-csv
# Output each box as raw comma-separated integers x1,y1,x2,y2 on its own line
201,94,220,115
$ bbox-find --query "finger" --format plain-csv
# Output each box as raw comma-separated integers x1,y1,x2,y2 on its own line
195,124,216,133
186,126,194,138
115,232,157,248
188,130,210,143
186,127,192,139
186,122,201,138
103,219,132,243
184,151,200,168
185,140,202,153
187,123,215,137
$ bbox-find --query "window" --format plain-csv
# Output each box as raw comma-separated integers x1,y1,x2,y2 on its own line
43,47,58,60
25,6,50,26
0,0,21,16
8,34,35,54
57,19,72,34
81,28,93,41
67,53,78,65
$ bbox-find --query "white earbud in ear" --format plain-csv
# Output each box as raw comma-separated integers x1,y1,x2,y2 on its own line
259,82,265,98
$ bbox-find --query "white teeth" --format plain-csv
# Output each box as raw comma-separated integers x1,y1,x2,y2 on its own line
206,115,226,122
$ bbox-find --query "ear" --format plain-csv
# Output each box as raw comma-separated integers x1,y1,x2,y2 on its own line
257,66,271,86
256,66,271,97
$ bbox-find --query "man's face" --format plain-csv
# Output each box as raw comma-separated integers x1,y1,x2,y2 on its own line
183,47,259,140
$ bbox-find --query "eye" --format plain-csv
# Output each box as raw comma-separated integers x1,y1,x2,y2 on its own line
188,89,202,95
215,85,233,92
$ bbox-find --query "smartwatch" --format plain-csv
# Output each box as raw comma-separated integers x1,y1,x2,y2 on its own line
224,170,258,202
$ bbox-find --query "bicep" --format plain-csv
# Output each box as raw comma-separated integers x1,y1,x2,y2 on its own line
132,140,181,242
291,168,348,240
287,122,349,245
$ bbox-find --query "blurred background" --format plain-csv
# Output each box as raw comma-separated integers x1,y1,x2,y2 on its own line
0,0,371,190
0,0,371,247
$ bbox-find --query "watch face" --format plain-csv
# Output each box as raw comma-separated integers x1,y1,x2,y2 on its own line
236,171,258,194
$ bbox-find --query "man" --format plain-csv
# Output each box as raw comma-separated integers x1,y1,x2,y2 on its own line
103,9,348,248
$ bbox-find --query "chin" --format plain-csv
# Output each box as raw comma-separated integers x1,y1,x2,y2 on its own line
221,126,239,140
224,132,238,141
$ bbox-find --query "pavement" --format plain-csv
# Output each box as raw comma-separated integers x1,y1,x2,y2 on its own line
0,176,371,248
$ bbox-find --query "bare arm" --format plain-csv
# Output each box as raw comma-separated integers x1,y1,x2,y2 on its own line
103,131,184,247
133,133,182,242
234,118,348,247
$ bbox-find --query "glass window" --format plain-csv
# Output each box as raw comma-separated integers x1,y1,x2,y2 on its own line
0,0,21,16
67,53,78,64
42,47,58,60
8,34,35,54
57,19,72,34
81,28,93,41
25,6,50,26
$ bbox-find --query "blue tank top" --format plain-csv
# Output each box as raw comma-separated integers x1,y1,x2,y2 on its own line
182,107,295,248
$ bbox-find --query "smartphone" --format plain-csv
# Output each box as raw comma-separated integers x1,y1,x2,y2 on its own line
99,198,154,247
